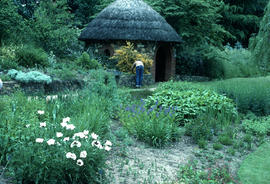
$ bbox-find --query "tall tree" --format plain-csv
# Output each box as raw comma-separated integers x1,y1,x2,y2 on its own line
249,1,270,73
220,0,268,47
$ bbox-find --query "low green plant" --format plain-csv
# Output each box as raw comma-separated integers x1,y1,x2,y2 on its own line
15,71,52,84
185,108,236,145
0,57,18,70
15,45,49,68
76,52,100,69
119,101,180,147
145,89,238,125
242,117,270,136
218,135,233,146
213,143,223,150
177,161,237,184
198,139,208,149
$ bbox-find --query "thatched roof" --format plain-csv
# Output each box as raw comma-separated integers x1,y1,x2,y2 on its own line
79,0,182,43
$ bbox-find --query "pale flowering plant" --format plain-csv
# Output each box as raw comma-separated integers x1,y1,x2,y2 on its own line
7,114,112,184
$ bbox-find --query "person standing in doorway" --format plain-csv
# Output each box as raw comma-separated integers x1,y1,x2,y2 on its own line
132,60,144,88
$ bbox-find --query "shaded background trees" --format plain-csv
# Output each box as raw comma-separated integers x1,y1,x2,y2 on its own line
0,0,269,77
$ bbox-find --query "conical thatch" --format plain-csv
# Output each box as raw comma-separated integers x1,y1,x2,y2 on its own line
79,0,181,43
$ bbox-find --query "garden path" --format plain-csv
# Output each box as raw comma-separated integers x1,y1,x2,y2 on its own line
105,120,197,184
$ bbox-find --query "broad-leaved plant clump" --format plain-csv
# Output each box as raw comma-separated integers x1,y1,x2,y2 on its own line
110,42,153,74
145,89,238,125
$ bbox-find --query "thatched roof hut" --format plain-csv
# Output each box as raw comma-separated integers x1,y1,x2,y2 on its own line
79,0,181,42
79,0,182,82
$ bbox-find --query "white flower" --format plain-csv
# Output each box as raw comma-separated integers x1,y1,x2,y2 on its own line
76,159,84,166
36,138,44,143
40,122,46,127
52,95,58,100
91,132,98,140
21,4,26,7
66,124,75,130
60,121,67,128
66,152,76,160
70,140,81,148
80,151,87,158
105,145,111,151
73,132,85,139
47,139,55,145
83,130,89,135
63,137,70,142
62,117,70,123
92,140,103,149
26,124,31,128
46,96,51,102
105,140,112,146
56,132,63,138
37,110,45,115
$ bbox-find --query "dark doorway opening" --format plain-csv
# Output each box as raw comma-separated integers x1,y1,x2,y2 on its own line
155,45,171,82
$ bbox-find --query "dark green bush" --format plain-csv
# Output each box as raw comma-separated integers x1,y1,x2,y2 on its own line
213,143,223,150
218,135,233,146
0,58,18,70
145,89,238,125
15,45,49,68
76,52,100,69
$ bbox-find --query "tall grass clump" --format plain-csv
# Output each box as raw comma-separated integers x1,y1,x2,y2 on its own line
0,90,113,183
119,100,180,147
209,77,270,115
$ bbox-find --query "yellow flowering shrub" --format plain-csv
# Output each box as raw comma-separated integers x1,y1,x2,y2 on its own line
110,42,153,74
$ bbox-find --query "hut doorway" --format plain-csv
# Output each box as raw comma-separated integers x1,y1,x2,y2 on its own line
155,45,172,82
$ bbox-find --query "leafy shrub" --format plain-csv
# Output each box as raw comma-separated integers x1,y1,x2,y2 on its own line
0,57,18,70
213,143,223,150
210,77,270,115
218,135,233,146
221,46,260,78
76,52,100,69
8,70,52,84
145,89,238,125
242,117,270,136
110,42,153,74
15,45,49,68
119,101,180,147
0,44,21,70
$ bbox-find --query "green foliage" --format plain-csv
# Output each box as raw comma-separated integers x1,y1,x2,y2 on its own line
198,139,208,149
7,70,52,84
221,0,268,46
249,1,270,73
185,108,237,144
242,117,270,136
213,143,223,150
221,45,260,78
209,77,270,115
16,71,52,84
177,161,236,184
145,88,237,125
218,135,233,146
29,0,82,57
76,52,100,69
0,44,21,70
15,45,49,68
0,0,26,44
119,101,180,147
0,90,113,183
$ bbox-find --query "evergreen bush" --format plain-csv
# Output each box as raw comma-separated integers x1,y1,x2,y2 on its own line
15,45,49,68
76,52,100,69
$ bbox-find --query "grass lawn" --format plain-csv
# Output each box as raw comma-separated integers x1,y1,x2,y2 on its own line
238,142,270,184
